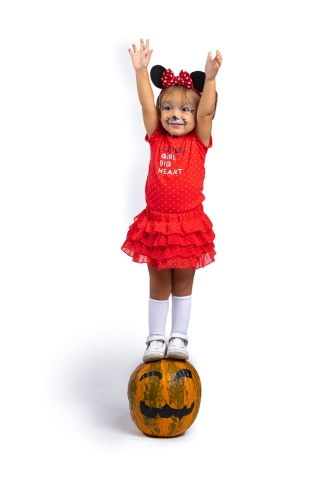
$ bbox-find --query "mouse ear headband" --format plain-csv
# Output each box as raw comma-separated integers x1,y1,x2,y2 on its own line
150,65,205,96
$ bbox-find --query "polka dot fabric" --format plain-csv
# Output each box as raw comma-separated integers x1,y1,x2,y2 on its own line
121,123,216,270
145,123,212,213
121,205,216,270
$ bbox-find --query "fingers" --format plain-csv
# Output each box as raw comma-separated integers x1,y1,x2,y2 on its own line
215,50,223,65
128,39,150,52
141,38,151,53
206,50,223,69
129,39,150,58
128,39,153,69
146,49,153,60
128,45,135,57
140,38,149,51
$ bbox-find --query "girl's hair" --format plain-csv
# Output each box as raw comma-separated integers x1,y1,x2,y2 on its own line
156,85,201,117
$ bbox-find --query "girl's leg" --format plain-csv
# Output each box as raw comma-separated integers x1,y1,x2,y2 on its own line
172,268,195,297
148,266,172,300
167,268,195,360
143,267,172,362
147,266,172,336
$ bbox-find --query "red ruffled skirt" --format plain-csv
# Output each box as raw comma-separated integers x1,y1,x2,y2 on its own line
121,204,216,270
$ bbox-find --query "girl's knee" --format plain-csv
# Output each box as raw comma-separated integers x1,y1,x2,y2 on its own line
148,267,172,300
172,283,192,297
172,269,195,296
150,281,171,300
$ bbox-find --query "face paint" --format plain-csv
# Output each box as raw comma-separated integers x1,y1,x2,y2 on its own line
162,103,194,115
181,105,194,114
159,95,197,136
167,116,186,125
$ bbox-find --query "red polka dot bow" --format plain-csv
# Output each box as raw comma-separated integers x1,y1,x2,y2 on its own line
161,69,194,89
150,65,204,96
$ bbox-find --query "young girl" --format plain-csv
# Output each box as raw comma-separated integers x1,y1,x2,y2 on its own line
121,39,222,363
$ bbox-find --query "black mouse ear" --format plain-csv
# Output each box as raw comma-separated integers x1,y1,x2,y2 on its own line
190,71,205,93
150,65,166,88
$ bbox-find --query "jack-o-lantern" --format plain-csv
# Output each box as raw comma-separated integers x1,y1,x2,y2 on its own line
127,359,201,437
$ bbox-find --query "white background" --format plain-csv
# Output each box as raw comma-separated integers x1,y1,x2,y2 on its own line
1,1,320,478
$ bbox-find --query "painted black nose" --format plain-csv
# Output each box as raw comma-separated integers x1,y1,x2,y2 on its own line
172,115,178,120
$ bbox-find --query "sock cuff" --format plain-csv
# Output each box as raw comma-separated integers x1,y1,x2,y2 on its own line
149,298,169,303
172,295,192,300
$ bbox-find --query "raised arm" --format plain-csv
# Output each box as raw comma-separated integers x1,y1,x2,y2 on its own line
128,39,159,138
196,50,223,146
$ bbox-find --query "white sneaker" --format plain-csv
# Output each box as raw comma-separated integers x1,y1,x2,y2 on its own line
143,335,166,363
166,333,189,360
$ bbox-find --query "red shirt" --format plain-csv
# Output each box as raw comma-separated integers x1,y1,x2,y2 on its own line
145,123,212,213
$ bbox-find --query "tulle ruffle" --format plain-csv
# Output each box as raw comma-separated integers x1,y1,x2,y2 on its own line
121,205,216,270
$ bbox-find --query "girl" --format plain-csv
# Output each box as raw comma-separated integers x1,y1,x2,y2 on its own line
121,39,222,362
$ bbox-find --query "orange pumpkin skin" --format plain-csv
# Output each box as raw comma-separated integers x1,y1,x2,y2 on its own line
127,359,201,437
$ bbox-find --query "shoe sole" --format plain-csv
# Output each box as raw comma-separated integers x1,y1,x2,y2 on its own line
143,353,166,363
166,350,189,360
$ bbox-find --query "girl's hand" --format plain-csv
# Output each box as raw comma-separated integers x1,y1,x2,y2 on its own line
128,39,153,71
205,50,223,80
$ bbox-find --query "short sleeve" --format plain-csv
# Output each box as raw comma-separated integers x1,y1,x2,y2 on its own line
193,130,213,150
145,122,163,145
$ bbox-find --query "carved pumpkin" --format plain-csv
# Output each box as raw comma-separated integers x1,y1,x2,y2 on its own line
127,359,201,437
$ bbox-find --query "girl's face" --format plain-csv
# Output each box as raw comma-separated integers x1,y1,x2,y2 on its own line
159,87,199,136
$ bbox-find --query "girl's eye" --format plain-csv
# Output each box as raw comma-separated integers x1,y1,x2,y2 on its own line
181,105,193,112
162,103,172,111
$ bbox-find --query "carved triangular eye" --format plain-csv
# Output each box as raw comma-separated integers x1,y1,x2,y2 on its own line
150,65,166,88
190,71,205,93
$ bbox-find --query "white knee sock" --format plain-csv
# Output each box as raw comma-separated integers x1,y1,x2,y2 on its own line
148,298,169,336
171,295,192,336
